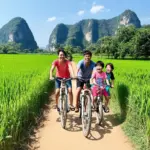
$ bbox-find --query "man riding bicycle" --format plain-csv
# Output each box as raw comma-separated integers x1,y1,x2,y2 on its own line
75,50,95,112
50,49,75,112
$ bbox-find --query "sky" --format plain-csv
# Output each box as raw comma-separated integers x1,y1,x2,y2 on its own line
0,0,150,47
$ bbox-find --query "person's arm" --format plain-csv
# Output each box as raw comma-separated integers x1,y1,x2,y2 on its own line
76,61,82,77
49,61,57,80
110,72,115,87
68,63,75,78
104,72,110,86
106,79,110,86
49,64,55,80
91,72,97,85
111,80,114,88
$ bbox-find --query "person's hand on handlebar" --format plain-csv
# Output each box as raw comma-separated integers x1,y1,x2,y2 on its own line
111,84,114,88
49,76,54,80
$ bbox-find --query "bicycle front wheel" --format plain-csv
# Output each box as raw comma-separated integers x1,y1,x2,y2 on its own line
81,94,92,137
59,94,67,129
96,97,103,125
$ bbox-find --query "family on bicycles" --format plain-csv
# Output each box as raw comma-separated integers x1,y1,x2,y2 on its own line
50,49,115,114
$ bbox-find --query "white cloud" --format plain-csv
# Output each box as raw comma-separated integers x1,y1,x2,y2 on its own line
47,16,56,22
77,10,85,16
90,4,105,14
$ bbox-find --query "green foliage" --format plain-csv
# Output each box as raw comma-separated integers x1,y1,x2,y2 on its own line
131,28,150,58
0,42,22,54
95,25,150,59
0,55,56,149
110,65,150,150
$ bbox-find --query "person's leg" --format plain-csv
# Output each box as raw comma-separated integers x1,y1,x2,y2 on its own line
104,96,110,106
103,89,110,113
68,87,75,110
75,87,82,112
91,86,97,109
68,88,73,105
55,79,61,111
75,80,83,112
55,88,60,106
66,80,74,109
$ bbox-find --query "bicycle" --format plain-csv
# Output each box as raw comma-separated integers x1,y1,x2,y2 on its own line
52,77,73,129
77,78,93,137
92,84,104,125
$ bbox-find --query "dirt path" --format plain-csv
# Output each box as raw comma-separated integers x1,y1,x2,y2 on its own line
33,62,133,150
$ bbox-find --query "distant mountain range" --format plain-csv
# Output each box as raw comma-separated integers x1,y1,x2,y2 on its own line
0,9,144,51
48,9,141,49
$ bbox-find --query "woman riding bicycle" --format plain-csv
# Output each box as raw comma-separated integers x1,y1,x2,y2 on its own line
49,49,75,112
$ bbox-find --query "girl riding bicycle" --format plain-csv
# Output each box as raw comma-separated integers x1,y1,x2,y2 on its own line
49,49,75,112
91,61,110,113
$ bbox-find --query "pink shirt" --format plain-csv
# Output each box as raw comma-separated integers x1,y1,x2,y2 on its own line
52,60,71,78
92,71,107,87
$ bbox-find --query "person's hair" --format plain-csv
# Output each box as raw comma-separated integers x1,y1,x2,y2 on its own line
83,50,92,57
95,61,104,68
106,63,114,71
57,49,66,56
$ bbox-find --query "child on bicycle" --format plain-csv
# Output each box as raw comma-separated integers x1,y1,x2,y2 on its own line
91,61,110,112
49,49,75,112
104,63,115,112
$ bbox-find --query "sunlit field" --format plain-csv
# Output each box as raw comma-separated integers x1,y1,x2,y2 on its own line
0,54,149,150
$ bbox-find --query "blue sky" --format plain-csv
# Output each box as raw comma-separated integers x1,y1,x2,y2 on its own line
0,0,150,47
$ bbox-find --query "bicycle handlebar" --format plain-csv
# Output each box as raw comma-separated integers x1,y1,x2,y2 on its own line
93,83,113,89
75,77,91,82
50,77,76,82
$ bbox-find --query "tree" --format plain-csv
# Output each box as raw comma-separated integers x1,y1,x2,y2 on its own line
100,36,112,58
73,46,82,53
87,44,96,51
132,28,150,58
64,45,73,54
116,25,136,43
34,48,44,53
2,46,8,54
64,45,74,61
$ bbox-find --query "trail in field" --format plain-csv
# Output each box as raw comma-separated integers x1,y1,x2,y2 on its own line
33,62,133,150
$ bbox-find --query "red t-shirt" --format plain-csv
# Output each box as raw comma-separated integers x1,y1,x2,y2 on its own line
52,60,71,78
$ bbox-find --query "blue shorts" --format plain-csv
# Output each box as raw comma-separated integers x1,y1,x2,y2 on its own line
105,85,111,96
55,78,72,89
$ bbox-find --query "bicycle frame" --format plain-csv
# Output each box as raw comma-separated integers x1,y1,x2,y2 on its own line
59,79,68,101
93,84,104,125
96,86,103,103
55,78,71,129
78,78,92,137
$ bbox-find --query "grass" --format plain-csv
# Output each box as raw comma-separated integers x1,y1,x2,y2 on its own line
0,54,57,150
